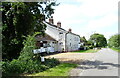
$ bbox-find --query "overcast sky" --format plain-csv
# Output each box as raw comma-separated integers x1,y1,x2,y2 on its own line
50,0,119,40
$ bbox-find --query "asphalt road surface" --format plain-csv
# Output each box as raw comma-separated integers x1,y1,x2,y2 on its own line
79,48,120,76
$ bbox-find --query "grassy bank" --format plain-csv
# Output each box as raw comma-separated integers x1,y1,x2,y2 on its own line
27,63,77,76
71,49,99,53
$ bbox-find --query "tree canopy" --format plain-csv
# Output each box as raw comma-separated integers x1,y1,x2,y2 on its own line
108,34,120,48
2,2,58,60
89,33,107,47
80,36,87,45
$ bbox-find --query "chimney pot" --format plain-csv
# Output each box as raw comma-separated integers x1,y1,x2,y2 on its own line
57,21,61,27
68,28,72,32
49,16,54,24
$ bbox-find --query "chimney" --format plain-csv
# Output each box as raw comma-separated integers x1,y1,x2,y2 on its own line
68,28,72,32
49,16,54,24
57,21,61,27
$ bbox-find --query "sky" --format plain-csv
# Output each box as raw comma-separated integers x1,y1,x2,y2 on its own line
50,0,119,40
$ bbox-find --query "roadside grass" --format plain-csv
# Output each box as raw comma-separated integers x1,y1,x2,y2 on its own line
111,48,120,52
70,49,99,53
27,63,77,76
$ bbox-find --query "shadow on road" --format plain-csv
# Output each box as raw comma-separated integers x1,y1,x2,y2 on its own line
77,60,120,70
59,59,120,70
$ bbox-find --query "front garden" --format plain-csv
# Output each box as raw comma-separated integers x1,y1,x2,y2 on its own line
1,32,77,77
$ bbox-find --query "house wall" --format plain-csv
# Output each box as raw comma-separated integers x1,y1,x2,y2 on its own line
45,22,67,51
48,41,58,52
66,33,80,51
44,22,80,52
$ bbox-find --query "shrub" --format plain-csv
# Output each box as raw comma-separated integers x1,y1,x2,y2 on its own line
2,59,25,75
2,58,60,76
79,45,84,50
44,58,60,68
88,45,94,49
85,46,89,50
2,32,60,76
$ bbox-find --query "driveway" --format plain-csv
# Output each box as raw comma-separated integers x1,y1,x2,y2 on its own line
45,52,96,64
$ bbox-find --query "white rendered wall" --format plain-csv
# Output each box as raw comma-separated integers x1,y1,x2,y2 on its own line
66,33,80,51
44,22,80,52
45,22,67,51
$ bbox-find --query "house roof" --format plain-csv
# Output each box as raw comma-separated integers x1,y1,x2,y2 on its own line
69,32,80,37
45,22,66,31
45,21,80,37
36,33,57,41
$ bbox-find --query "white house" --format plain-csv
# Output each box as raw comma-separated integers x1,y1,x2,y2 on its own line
35,17,80,53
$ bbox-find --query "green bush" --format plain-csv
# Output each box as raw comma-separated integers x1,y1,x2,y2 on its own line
2,58,60,76
88,45,94,49
2,32,60,76
44,58,60,68
2,59,23,75
85,46,89,50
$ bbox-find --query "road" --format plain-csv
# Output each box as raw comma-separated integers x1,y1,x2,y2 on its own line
45,48,120,76
79,48,119,76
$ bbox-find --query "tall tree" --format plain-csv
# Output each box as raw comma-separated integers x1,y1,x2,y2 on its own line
108,34,120,48
2,2,58,60
89,33,107,47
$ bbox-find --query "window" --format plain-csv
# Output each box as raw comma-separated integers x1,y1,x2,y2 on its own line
74,37,76,41
40,43,43,47
60,42,63,45
59,32,63,34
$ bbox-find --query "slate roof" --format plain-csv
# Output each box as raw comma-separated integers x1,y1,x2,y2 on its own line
45,21,80,37
36,33,57,41
45,22,66,31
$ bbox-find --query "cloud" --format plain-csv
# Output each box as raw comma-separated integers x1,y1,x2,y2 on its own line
85,13,117,31
52,0,118,39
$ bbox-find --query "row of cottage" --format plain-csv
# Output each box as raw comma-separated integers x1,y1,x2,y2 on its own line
35,17,81,53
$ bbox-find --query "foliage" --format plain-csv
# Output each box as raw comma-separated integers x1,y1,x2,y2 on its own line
85,40,94,49
80,36,87,45
108,34,120,48
87,40,93,46
111,47,120,52
89,33,107,47
80,36,97,50
88,45,94,49
18,32,40,61
2,33,60,76
71,49,99,53
2,59,24,75
2,58,60,76
29,63,77,76
79,36,89,50
2,2,58,60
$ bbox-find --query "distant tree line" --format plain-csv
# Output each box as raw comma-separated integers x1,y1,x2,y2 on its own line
80,33,107,49
80,33,120,50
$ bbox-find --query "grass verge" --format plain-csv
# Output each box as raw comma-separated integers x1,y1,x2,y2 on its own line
27,63,77,76
111,48,120,52
71,49,99,53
